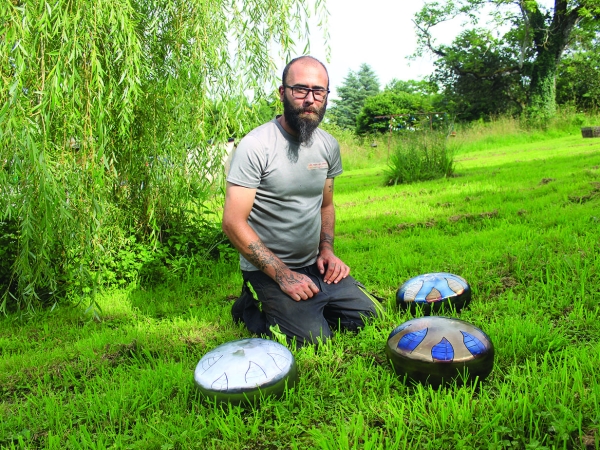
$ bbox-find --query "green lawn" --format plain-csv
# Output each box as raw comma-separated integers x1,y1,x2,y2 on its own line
2,131,600,449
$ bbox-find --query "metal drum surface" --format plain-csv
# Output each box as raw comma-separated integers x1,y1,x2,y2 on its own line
397,272,472,315
194,338,298,404
385,316,494,387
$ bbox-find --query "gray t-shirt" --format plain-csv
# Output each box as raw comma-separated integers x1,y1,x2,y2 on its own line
227,118,343,271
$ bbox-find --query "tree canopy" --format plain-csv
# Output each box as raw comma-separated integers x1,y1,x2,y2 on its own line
556,34,600,110
355,90,435,135
414,0,600,120
328,63,380,129
430,28,528,121
0,0,323,312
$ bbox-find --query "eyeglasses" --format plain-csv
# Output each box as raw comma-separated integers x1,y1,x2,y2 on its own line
285,85,330,101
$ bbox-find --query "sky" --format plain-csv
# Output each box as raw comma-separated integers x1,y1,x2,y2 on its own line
271,0,556,99
273,0,455,99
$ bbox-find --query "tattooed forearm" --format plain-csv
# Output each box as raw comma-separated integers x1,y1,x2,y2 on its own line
244,241,287,276
246,240,301,287
320,231,334,251
321,209,334,230
320,208,335,251
247,240,281,272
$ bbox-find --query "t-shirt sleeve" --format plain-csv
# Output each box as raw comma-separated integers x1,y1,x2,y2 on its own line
326,136,343,179
226,135,264,188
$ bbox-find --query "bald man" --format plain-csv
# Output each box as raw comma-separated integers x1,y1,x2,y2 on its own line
222,56,381,347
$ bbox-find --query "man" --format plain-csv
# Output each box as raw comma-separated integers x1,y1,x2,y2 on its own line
222,55,381,346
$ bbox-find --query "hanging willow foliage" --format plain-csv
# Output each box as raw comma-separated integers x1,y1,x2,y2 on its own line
0,0,327,313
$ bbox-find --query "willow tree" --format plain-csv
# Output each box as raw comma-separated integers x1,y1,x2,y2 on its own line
0,0,326,313
414,0,600,120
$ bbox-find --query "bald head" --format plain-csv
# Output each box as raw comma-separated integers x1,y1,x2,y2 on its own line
282,56,329,88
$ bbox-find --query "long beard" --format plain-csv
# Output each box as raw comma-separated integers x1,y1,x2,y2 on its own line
283,95,327,146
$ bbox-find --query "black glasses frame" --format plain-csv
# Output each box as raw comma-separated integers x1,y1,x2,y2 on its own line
284,85,330,101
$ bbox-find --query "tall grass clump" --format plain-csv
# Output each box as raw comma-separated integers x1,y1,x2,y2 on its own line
452,109,600,154
322,123,389,170
0,0,325,313
384,131,455,185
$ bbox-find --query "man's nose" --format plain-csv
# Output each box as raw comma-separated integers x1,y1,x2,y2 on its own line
303,91,316,104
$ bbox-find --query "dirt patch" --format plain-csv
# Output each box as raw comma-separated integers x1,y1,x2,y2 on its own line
500,277,518,289
539,178,555,185
102,339,142,364
568,182,600,204
388,220,436,233
581,429,597,449
449,210,499,223
179,324,222,349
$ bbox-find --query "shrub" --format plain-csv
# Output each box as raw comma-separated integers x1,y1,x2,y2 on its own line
384,131,455,185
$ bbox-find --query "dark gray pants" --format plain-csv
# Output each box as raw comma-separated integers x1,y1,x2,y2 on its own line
232,263,381,346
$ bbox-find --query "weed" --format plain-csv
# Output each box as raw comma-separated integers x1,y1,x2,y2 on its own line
385,131,455,185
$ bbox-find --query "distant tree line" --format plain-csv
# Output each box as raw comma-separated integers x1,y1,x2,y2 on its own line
328,0,600,133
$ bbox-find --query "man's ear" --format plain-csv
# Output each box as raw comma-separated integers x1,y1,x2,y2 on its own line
278,85,285,102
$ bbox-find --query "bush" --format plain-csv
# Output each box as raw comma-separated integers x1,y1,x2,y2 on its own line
384,131,455,185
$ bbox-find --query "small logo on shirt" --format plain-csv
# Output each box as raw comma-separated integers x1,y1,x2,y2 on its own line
308,161,328,170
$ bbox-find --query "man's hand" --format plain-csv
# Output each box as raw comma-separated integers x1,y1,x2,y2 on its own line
317,247,350,284
276,269,320,301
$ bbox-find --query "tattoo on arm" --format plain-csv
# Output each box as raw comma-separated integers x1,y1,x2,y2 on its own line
320,209,335,251
247,241,278,272
328,180,334,193
274,269,302,288
320,231,334,251
247,240,297,286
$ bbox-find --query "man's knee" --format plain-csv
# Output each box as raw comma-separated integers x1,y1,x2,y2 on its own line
271,319,332,348
324,282,382,332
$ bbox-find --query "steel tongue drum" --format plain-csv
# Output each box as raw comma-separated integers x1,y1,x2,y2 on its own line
385,316,494,388
194,338,298,404
396,272,472,315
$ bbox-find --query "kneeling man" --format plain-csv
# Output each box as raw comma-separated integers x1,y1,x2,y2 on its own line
222,55,381,346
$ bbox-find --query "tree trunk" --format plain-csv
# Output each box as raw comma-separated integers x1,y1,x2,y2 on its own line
528,48,558,120
526,0,582,120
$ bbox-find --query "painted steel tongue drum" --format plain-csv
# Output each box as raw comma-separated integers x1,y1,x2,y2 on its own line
194,338,298,404
396,272,472,315
385,316,494,388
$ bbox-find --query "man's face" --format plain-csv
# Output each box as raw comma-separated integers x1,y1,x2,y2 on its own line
279,61,329,145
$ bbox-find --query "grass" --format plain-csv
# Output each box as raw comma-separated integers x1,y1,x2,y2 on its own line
2,119,600,449
384,131,455,185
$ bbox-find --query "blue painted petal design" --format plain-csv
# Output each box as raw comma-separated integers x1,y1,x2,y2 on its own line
431,337,454,361
388,323,411,340
398,328,428,352
415,277,461,302
461,331,487,356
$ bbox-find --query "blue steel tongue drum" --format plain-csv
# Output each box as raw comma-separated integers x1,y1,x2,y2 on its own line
385,316,495,388
396,272,472,315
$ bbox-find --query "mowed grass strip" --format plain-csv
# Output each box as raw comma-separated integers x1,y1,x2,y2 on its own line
1,131,600,449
